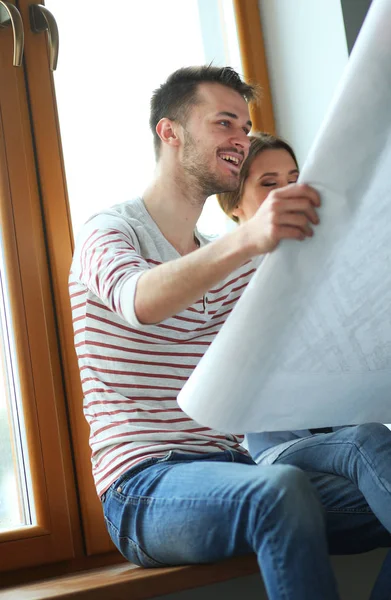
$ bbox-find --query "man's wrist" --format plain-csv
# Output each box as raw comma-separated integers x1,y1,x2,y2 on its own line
232,221,259,261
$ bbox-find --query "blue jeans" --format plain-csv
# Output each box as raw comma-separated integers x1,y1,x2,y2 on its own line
267,423,391,552
268,422,391,600
102,424,391,600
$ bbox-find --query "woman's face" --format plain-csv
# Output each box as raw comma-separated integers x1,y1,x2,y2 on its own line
232,148,299,223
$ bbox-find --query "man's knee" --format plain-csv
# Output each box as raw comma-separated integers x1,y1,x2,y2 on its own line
266,463,308,492
255,464,320,512
249,465,325,533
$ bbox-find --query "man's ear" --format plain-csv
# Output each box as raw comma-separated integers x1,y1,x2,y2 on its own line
156,118,181,148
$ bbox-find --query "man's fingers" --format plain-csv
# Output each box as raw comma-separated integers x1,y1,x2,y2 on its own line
276,213,314,236
272,197,320,225
285,183,321,206
277,226,307,241
273,183,321,207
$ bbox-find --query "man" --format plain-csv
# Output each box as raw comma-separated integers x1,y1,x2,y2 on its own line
69,66,386,600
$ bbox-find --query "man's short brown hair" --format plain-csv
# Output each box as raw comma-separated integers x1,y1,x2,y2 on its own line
150,65,258,159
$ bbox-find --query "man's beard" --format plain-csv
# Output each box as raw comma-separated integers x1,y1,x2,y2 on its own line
182,131,239,198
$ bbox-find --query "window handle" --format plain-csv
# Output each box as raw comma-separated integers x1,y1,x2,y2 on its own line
29,3,59,71
0,1,24,67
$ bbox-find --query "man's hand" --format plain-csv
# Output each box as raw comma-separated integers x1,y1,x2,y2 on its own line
243,183,321,255
133,184,320,324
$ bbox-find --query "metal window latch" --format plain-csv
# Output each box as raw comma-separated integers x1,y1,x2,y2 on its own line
29,3,59,71
0,1,24,67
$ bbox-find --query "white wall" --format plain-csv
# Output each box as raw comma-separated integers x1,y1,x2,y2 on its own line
258,0,349,167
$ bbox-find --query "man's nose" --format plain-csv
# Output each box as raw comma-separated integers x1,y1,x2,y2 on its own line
231,130,251,152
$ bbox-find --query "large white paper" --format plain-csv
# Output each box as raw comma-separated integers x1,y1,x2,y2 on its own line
178,0,391,433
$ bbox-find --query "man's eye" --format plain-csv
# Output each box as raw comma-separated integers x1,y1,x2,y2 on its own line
243,128,250,135
219,120,230,127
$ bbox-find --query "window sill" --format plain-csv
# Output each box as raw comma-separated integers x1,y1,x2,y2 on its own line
0,555,259,600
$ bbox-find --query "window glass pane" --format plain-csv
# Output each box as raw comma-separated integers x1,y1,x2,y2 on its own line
45,0,242,238
0,255,34,531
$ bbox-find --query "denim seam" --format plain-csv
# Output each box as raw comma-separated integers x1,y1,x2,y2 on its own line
115,495,294,506
113,464,179,506
251,503,289,599
279,438,391,494
104,516,167,568
278,439,354,459
107,453,175,503
352,440,391,495
326,508,372,514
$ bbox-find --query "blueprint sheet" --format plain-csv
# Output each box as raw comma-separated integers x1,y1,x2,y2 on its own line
178,0,391,433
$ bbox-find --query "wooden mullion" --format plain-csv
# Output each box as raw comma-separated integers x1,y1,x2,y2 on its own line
233,0,275,134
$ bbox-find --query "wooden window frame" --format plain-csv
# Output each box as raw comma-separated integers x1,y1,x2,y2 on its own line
234,0,275,134
0,7,79,571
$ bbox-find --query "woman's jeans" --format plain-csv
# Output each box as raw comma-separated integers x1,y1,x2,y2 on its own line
102,423,391,600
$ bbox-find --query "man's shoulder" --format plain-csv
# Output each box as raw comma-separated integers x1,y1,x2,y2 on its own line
87,197,146,228
74,198,154,246
72,197,178,267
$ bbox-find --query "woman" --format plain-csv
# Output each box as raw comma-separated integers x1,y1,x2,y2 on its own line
218,133,391,559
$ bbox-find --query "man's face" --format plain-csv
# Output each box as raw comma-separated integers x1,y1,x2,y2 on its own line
180,83,252,197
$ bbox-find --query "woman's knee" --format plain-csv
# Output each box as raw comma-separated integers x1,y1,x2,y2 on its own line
348,423,391,447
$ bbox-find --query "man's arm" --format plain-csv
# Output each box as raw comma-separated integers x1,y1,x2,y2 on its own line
135,184,320,324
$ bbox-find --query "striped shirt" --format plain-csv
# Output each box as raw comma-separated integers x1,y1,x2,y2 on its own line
69,197,259,497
